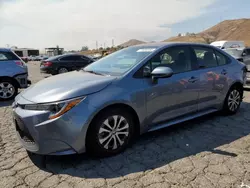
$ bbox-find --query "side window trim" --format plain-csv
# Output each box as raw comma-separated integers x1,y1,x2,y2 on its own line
187,45,199,70
213,49,219,66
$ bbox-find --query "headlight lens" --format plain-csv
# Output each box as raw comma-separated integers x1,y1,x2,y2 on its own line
24,97,85,119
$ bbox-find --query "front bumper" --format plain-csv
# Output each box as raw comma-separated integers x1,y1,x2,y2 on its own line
14,73,29,88
12,96,96,155
244,77,250,89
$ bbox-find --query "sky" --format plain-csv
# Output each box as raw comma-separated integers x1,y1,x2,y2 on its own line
0,0,249,51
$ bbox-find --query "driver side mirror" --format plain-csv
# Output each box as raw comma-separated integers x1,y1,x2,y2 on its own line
151,67,173,84
151,66,173,79
242,52,247,56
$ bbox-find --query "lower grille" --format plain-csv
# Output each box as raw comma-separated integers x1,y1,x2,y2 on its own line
22,136,36,144
20,78,26,85
15,120,35,144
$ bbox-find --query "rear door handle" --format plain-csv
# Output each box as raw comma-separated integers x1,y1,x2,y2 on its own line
221,69,227,75
188,76,199,83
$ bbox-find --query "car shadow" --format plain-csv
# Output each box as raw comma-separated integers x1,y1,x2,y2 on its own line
29,101,250,179
0,100,13,107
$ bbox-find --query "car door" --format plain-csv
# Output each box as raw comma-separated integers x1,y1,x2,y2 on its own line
59,55,78,70
190,46,229,111
74,56,92,69
144,46,200,125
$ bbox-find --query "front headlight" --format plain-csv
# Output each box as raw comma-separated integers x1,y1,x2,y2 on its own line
24,97,85,119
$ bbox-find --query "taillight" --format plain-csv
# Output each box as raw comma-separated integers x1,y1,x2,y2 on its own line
15,61,24,67
44,61,52,66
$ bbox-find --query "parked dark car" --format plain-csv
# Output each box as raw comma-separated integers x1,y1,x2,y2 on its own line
40,54,95,75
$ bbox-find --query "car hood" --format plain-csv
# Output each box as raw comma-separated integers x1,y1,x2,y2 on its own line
20,71,116,103
231,55,242,59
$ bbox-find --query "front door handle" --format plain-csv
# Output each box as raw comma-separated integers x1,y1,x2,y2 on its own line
188,76,199,83
221,69,227,75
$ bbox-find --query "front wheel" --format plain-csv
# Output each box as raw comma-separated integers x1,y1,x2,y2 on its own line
86,108,135,157
0,79,18,101
222,86,243,115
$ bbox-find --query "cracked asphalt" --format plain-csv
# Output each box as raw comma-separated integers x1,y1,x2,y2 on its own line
0,62,250,188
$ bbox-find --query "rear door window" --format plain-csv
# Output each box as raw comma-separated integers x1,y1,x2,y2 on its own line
74,56,84,61
0,51,19,61
192,46,218,68
214,50,230,66
81,56,90,61
60,56,79,61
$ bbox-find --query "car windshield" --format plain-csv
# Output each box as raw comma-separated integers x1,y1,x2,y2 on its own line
224,49,243,57
214,46,221,48
83,46,158,76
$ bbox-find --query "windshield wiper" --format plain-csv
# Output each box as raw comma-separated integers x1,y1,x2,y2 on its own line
83,70,108,76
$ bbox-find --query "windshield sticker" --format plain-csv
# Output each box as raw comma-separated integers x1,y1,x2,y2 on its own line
137,48,156,52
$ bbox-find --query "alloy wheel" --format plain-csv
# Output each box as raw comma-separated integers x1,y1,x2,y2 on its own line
98,115,130,150
0,82,15,99
58,68,68,74
228,89,241,112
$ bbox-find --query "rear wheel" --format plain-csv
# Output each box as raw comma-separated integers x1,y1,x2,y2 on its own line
222,85,243,115
58,67,68,74
0,79,18,101
86,108,135,157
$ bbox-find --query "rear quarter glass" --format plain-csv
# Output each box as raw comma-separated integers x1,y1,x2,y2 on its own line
0,51,20,61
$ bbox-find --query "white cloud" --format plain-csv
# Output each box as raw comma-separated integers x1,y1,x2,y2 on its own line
0,0,217,50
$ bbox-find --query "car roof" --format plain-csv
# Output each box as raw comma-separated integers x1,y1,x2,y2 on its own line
225,47,245,50
53,53,84,58
61,53,84,56
45,53,87,61
133,42,215,49
0,48,11,52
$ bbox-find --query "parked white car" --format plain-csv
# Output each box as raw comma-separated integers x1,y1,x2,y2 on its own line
210,41,245,49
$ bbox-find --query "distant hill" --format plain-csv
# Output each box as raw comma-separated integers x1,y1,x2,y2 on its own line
164,19,250,46
164,35,206,43
119,39,146,47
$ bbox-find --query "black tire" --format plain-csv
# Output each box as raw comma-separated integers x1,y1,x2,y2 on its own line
0,78,18,101
57,67,69,74
222,85,243,115
86,108,135,157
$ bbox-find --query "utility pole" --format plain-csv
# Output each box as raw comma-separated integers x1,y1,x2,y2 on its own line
96,41,98,50
112,39,114,47
104,43,106,48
